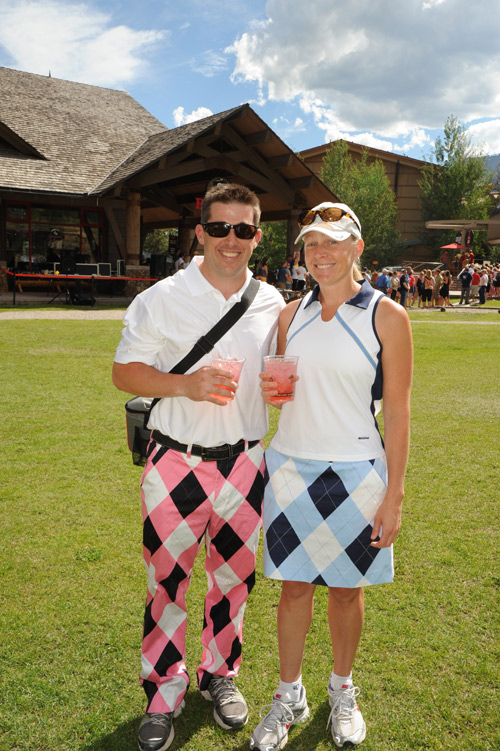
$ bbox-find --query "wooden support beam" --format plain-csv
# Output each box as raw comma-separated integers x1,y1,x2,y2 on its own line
288,176,314,190
245,130,272,146
221,124,295,203
125,191,141,265
268,154,294,169
104,205,126,259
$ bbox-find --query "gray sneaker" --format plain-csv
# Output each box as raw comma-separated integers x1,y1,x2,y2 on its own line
327,684,366,748
138,701,185,751
250,686,309,750
200,675,248,730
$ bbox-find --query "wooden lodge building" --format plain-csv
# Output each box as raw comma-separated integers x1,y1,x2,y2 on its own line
0,66,337,293
300,141,430,260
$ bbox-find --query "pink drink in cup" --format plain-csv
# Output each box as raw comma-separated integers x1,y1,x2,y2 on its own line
211,356,245,401
263,355,299,403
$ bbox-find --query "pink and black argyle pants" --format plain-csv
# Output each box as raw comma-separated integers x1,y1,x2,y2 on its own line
139,440,265,713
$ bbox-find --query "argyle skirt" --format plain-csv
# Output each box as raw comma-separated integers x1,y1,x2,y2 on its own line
262,447,394,587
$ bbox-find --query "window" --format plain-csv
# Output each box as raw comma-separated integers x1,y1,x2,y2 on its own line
5,201,105,271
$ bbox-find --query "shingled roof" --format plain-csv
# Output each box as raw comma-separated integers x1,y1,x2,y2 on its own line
0,66,166,195
90,106,244,195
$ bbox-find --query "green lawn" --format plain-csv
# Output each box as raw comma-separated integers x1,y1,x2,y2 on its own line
0,317,499,751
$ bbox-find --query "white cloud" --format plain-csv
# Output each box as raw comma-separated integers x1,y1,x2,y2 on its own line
0,0,165,86
193,50,228,78
172,106,214,127
228,0,500,148
466,120,500,156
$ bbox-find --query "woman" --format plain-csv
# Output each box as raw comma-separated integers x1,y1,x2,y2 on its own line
439,269,452,307
255,257,269,283
416,270,425,307
423,269,434,308
250,202,412,750
390,270,400,301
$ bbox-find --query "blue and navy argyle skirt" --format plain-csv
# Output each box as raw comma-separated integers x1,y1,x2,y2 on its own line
262,447,394,587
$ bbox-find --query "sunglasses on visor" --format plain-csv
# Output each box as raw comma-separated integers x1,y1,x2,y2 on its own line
298,207,361,232
202,222,259,240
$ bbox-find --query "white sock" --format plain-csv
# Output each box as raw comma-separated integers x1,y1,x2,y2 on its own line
329,672,353,691
275,676,302,703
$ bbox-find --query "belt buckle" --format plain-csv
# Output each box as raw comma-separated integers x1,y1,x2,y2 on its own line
200,446,211,462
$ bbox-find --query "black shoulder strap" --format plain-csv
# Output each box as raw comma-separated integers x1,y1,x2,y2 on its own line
146,277,260,422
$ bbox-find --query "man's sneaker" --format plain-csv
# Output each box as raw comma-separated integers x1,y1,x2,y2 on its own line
327,684,366,748
200,675,249,730
250,686,309,750
138,702,185,751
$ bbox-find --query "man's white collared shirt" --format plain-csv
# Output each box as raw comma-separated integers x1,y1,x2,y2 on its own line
114,257,284,446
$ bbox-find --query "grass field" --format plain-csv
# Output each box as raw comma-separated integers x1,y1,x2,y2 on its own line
0,314,499,751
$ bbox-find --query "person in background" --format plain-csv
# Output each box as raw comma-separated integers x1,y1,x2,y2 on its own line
112,182,284,751
423,269,434,308
478,267,489,305
376,269,390,295
416,270,425,308
255,257,269,282
439,269,452,307
277,260,293,290
431,268,443,308
458,265,473,305
470,267,480,302
250,202,412,750
407,268,416,307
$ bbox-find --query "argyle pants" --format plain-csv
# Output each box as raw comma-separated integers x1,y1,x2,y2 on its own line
139,440,265,713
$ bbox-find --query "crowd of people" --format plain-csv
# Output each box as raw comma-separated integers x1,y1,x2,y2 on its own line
252,257,500,308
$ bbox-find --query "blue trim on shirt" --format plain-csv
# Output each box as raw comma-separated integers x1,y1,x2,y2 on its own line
287,309,322,347
334,311,377,370
304,279,375,310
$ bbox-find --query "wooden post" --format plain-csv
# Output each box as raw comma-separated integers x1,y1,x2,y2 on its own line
125,191,141,265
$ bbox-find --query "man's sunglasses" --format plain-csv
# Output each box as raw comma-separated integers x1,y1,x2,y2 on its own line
298,207,361,232
202,222,259,240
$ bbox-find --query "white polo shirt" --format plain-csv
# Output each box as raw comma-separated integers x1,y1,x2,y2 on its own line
114,257,284,446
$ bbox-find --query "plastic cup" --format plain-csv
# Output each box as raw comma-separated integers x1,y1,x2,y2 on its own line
263,355,299,403
211,356,245,401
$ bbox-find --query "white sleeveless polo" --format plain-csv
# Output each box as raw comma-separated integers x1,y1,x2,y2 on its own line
270,280,386,462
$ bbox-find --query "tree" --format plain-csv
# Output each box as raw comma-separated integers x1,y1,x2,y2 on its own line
418,115,494,255
142,229,177,256
250,220,288,280
320,140,402,268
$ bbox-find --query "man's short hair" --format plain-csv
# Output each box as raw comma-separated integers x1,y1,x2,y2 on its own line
200,182,261,226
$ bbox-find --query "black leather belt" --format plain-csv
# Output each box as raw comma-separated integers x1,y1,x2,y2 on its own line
151,430,259,462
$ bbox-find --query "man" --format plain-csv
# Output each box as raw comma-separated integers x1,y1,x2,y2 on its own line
376,269,390,295
112,183,284,751
458,264,473,305
276,260,292,290
398,268,410,308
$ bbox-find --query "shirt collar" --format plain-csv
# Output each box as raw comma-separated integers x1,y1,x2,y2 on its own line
183,256,252,301
304,278,375,310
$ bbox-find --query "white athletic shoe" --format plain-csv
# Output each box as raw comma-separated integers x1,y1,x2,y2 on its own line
327,684,366,748
250,686,309,750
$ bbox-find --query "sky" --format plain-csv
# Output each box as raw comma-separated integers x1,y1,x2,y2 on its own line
1,0,500,162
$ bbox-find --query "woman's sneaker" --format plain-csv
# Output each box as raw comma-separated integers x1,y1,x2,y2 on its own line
250,686,309,750
327,684,366,748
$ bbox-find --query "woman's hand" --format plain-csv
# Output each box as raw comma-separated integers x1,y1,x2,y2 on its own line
259,371,299,407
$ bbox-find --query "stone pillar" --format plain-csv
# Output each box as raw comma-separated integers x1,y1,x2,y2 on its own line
124,264,151,298
125,191,141,265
